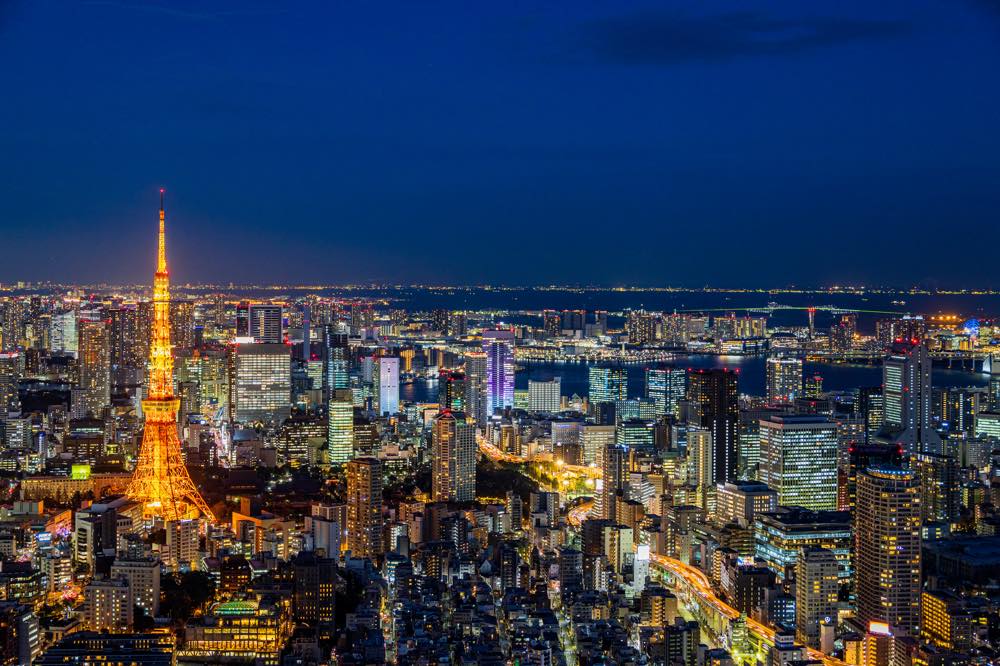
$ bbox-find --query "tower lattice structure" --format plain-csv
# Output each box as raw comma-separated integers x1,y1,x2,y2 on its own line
127,191,214,523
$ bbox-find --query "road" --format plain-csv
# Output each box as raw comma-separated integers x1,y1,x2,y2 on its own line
649,554,849,666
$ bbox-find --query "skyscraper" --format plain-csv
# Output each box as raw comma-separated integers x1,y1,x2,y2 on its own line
248,304,283,344
765,356,802,406
855,467,921,634
795,547,839,648
589,366,627,404
483,329,515,416
878,340,941,454
0,352,21,416
373,356,399,415
687,369,739,482
322,326,349,396
232,342,292,426
346,457,383,558
759,415,838,511
327,389,354,464
126,192,213,523
432,410,476,503
463,351,488,425
645,367,686,417
76,319,110,419
601,443,628,520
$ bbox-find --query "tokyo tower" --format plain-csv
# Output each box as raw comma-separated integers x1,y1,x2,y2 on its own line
126,190,214,523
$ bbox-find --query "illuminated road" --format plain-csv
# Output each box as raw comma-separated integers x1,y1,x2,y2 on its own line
477,434,601,478
649,554,848,666
566,499,595,527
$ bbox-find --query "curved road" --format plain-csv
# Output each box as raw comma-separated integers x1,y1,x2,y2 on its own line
649,554,848,666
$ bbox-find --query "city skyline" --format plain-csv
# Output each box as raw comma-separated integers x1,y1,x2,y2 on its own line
2,1,1000,286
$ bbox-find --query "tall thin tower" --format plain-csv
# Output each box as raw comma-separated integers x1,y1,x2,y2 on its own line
127,191,213,522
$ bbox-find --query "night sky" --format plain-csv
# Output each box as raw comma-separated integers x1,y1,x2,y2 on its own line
2,1,999,287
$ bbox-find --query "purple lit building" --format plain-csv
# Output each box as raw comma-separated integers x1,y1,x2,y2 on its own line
482,329,515,416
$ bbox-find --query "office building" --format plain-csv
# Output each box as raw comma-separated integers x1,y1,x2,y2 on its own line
327,389,354,464
248,304,283,343
754,507,852,583
482,329,515,415
646,367,686,417
716,480,777,529
374,356,399,415
232,342,291,425
464,351,488,425
432,410,476,502
688,369,739,482
759,415,838,511
855,467,921,634
346,457,383,558
589,366,627,404
439,370,466,411
877,340,941,454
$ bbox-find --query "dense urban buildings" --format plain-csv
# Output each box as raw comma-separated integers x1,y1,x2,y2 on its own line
2,203,1000,666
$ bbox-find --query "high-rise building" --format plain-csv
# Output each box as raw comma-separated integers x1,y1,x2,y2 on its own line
581,424,616,466
589,366,627,404
829,314,856,352
373,356,399,415
528,378,561,412
626,310,656,345
759,415,838,511
232,342,291,425
164,519,201,571
105,305,141,383
688,369,739,482
878,340,941,454
346,457,382,558
601,443,628,520
248,304,283,344
432,411,476,503
327,389,354,464
482,329,515,416
0,352,21,416
76,319,110,418
322,327,349,395
765,356,802,406
911,451,960,525
109,558,160,617
464,352,488,425
855,467,921,634
687,426,715,512
170,300,195,351
49,310,78,357
795,546,840,648
645,367,686,417
438,371,466,412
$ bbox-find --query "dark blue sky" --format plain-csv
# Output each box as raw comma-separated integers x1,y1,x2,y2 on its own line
2,1,999,287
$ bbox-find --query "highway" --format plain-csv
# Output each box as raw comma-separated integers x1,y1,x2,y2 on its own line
648,554,848,666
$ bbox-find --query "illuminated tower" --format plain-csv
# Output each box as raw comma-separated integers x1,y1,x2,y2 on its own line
127,191,213,523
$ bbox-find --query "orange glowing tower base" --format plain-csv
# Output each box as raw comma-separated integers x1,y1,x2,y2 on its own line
127,191,213,523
